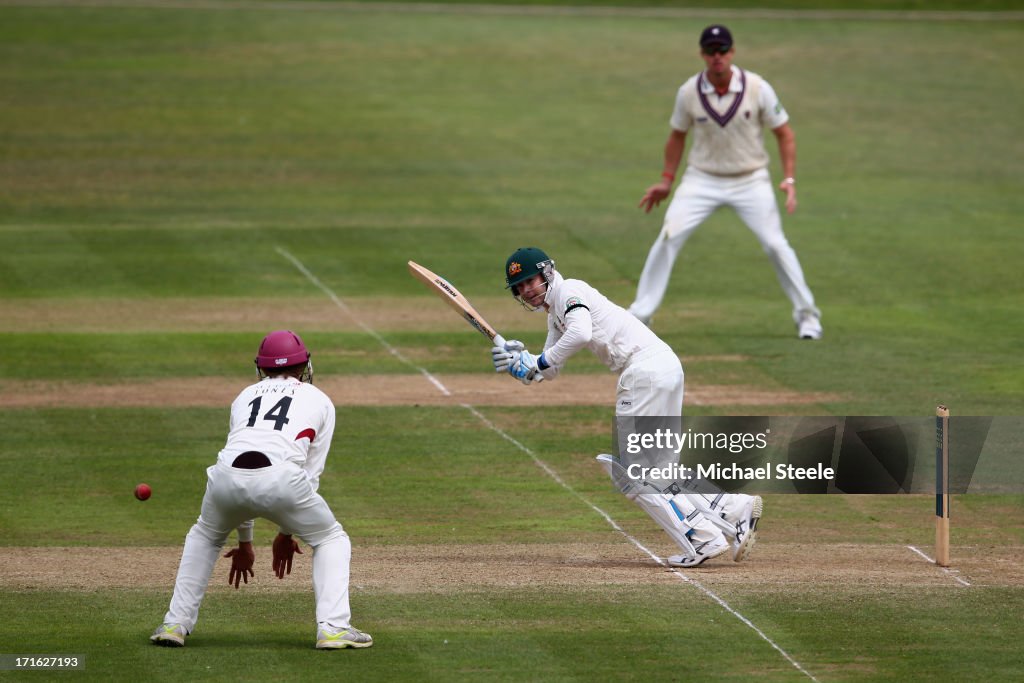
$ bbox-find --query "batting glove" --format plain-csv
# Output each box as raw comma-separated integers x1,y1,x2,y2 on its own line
491,339,525,373
492,346,515,373
510,349,542,385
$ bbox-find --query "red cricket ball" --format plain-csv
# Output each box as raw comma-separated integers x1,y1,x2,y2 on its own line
134,483,152,501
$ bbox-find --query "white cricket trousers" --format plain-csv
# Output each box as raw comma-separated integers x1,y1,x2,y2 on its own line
614,342,685,418
631,167,819,324
610,344,716,553
164,461,352,633
609,343,754,556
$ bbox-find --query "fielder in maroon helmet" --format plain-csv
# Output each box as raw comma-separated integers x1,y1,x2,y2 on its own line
151,331,372,650
255,329,314,383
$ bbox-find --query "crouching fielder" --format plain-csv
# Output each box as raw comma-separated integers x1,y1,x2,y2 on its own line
150,331,372,649
493,247,761,567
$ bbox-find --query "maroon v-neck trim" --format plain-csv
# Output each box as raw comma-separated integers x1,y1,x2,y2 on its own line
698,68,746,128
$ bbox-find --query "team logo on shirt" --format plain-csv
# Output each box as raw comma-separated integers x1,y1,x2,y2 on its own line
564,296,589,316
508,261,522,277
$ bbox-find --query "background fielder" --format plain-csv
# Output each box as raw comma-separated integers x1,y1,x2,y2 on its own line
493,247,762,567
151,330,372,650
631,24,822,340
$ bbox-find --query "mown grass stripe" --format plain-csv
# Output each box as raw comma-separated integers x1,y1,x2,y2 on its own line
4,0,1024,22
279,246,820,682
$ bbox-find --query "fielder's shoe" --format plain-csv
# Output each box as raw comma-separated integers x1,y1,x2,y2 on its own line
797,312,822,340
316,625,373,650
666,538,730,568
150,623,186,647
732,495,763,562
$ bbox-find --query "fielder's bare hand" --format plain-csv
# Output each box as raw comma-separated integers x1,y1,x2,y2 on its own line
272,532,302,579
638,180,673,213
225,542,255,589
778,179,797,214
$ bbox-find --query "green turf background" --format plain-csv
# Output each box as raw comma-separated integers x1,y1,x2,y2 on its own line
1,2,1022,681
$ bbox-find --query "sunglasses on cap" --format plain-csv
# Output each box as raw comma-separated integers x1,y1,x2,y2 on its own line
702,44,731,55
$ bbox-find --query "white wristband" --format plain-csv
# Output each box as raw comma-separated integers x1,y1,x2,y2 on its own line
783,177,795,185
237,520,254,543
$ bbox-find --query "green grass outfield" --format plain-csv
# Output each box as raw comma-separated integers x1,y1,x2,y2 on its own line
1,2,1023,681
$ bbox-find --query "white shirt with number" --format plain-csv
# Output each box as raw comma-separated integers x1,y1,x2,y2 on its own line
216,376,336,493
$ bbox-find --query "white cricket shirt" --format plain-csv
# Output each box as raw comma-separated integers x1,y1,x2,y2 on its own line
541,271,664,375
217,376,336,492
670,65,789,176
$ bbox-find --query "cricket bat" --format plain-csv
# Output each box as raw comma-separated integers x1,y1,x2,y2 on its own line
407,260,507,349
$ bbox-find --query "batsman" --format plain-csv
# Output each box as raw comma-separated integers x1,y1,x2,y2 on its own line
492,247,762,567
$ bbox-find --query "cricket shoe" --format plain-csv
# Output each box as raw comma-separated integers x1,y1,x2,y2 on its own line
666,538,730,568
797,312,822,340
316,625,374,650
732,495,763,562
150,623,187,647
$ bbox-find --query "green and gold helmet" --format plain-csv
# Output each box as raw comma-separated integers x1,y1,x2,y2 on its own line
505,247,554,291
505,247,555,311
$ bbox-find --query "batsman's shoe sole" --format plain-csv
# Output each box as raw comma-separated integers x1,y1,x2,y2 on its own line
316,626,373,650
733,496,763,563
150,623,186,647
667,539,730,568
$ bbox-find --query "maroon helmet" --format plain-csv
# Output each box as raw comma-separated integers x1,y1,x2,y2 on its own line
255,330,313,383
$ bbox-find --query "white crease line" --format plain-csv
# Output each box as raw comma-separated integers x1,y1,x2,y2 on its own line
279,248,817,682
4,0,1024,22
464,403,819,683
275,247,449,396
906,545,972,587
